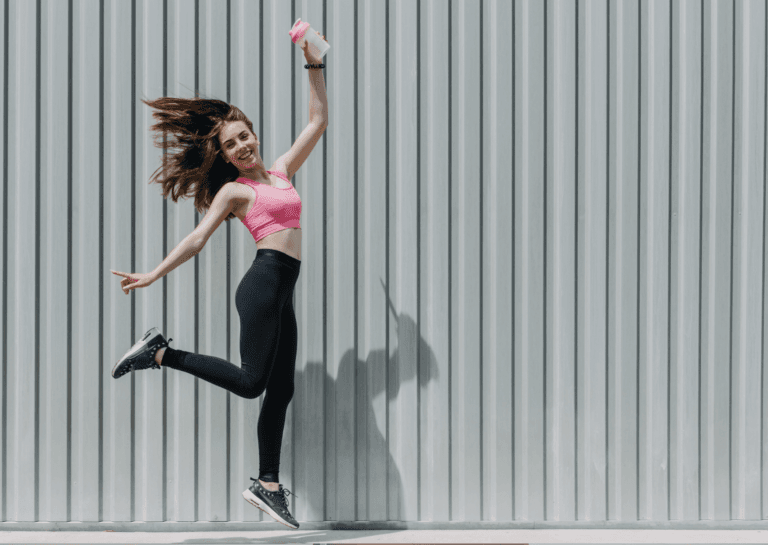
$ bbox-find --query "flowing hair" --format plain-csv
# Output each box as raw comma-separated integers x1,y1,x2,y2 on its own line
141,96,255,221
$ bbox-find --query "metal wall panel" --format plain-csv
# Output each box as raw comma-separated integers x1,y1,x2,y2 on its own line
1,0,767,526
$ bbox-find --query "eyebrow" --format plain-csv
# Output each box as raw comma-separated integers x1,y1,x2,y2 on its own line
223,131,247,145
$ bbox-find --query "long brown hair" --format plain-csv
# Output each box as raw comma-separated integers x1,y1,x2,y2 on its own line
141,96,254,221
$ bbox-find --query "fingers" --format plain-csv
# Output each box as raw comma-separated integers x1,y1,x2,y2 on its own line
111,270,135,281
112,270,137,289
111,269,139,294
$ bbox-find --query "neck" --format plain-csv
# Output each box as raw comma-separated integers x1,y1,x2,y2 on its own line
238,161,269,181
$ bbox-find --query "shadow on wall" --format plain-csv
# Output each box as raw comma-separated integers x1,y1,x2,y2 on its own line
291,277,441,522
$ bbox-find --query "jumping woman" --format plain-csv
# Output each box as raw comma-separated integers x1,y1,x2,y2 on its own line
109,32,328,530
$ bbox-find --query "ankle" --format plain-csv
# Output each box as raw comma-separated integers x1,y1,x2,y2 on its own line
155,347,166,366
260,479,279,491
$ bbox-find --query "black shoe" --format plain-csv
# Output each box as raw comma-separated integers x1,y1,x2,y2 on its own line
242,477,299,529
112,327,173,379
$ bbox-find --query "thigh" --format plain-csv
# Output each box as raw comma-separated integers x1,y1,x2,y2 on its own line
265,292,298,396
236,259,283,382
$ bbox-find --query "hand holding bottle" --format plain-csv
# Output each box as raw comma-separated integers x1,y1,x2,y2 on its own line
290,19,330,62
302,30,327,65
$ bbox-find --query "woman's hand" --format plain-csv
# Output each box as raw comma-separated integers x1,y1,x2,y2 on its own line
111,269,156,294
302,30,327,65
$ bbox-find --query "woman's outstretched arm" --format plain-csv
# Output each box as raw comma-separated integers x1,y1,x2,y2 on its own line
148,233,201,282
150,183,240,281
308,66,328,123
112,229,203,294
303,31,329,123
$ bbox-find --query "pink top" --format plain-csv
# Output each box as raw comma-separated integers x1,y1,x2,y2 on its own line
236,170,301,243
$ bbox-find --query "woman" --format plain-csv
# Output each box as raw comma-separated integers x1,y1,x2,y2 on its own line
109,32,328,530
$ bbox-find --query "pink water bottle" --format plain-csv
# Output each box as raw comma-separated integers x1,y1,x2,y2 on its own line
289,18,330,59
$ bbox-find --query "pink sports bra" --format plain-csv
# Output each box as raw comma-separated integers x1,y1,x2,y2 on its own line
236,170,302,243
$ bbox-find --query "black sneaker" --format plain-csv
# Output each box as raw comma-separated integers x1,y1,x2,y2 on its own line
242,477,299,529
112,327,173,379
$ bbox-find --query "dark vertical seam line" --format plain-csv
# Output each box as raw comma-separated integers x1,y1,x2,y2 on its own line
34,0,42,522
698,2,704,520
130,0,137,522
161,0,168,522
1,0,9,523
574,0,579,520
322,0,329,520
761,0,768,521
605,0,611,520
384,0,390,521
636,0,641,521
193,0,200,520
415,0,421,521
478,0,484,520
667,1,673,521
225,0,230,519
362,0,370,520
729,0,735,519
511,0,516,519
543,0,548,520
353,0,360,520
97,0,104,522
66,0,73,521
365,0,370,498
447,0,453,521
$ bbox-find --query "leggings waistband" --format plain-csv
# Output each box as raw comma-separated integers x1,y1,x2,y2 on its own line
256,248,301,270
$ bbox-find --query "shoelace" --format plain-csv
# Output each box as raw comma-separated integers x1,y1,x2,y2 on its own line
249,477,298,510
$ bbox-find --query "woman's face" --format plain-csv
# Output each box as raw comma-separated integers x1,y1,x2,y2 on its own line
219,121,261,171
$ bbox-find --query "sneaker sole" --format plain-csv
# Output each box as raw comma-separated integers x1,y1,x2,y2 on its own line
112,330,162,379
112,354,154,379
242,489,299,529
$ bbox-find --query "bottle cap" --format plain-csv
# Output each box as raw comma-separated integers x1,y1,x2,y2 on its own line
289,18,310,44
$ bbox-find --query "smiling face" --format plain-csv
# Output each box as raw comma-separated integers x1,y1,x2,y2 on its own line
219,120,266,178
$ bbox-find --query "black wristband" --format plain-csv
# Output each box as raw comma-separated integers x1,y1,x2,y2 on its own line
304,63,325,69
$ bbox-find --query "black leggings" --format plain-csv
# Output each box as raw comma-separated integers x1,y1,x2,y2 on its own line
161,248,301,484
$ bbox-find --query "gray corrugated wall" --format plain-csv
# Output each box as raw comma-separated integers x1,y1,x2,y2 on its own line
0,0,766,525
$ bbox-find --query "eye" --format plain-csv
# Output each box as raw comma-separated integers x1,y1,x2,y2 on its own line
226,133,248,148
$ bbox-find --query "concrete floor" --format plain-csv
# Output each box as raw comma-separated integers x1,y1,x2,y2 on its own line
1,529,768,544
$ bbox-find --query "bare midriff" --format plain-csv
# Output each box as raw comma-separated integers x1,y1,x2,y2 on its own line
255,227,301,261
232,171,302,261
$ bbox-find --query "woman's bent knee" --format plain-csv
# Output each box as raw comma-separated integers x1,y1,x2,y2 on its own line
241,371,268,399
